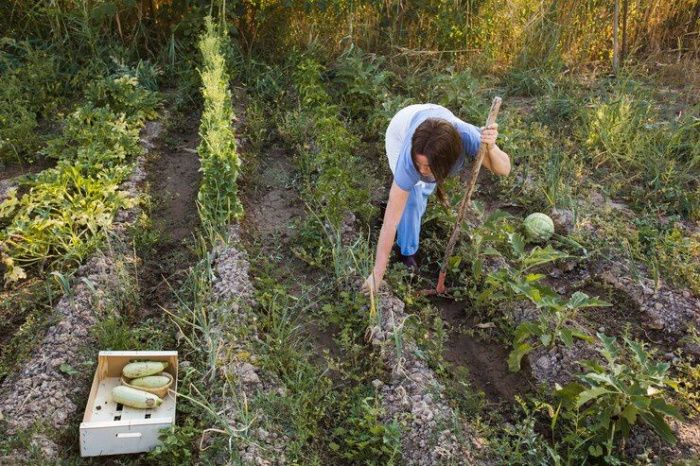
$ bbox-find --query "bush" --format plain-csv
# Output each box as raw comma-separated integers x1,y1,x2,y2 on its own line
0,41,66,163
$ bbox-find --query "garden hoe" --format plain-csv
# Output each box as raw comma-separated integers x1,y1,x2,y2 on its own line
421,96,502,296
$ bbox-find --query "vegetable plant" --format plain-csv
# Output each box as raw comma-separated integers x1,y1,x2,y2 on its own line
556,333,683,461
471,231,608,372
0,70,158,285
508,290,610,372
197,17,242,227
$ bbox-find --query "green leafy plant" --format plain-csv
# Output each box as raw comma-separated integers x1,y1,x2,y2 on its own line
508,290,609,372
556,333,683,460
278,57,377,267
429,69,486,123
0,83,38,162
332,45,392,122
330,394,401,465
149,418,199,465
85,73,160,124
196,17,243,227
0,70,158,285
44,104,142,166
494,397,563,466
469,231,598,372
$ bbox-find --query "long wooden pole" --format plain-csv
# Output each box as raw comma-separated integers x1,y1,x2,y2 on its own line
613,0,620,74
434,96,502,294
621,0,628,64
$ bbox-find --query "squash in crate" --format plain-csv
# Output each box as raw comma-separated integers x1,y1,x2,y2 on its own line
80,351,178,457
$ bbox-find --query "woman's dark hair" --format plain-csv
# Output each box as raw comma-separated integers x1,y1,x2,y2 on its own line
411,118,462,206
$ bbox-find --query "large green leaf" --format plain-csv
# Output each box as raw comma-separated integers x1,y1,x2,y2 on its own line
576,386,611,408
509,280,541,303
650,399,683,420
597,332,620,363
585,372,623,392
482,246,502,256
508,342,533,372
625,338,648,365
640,412,677,444
540,333,553,346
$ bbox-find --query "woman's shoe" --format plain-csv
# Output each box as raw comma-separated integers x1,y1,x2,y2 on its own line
400,253,418,273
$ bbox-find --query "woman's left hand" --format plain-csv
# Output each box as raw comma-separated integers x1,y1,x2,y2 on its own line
480,123,498,147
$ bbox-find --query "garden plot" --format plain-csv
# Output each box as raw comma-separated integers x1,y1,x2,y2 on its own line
406,183,700,462
322,47,698,462
0,66,209,462
0,2,698,465
0,117,159,459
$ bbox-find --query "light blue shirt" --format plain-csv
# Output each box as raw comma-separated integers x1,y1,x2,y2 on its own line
394,106,481,191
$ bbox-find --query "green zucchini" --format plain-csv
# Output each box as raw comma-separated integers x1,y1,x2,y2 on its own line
130,374,171,388
122,361,169,378
111,385,163,409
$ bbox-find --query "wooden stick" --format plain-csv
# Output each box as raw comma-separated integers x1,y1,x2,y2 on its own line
613,0,620,74
435,96,502,294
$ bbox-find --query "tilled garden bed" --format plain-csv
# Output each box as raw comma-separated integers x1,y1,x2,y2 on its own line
369,289,487,465
204,223,290,465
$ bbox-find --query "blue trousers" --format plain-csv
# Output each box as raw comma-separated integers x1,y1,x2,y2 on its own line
396,182,436,256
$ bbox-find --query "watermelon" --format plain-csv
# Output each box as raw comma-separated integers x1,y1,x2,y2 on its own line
523,213,554,242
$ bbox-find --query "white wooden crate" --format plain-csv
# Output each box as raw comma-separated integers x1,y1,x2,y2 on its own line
80,351,178,457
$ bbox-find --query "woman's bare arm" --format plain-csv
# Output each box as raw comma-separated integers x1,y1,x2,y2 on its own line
363,181,409,293
479,123,511,176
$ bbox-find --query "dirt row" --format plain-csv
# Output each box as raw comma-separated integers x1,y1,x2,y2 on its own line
369,289,485,464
